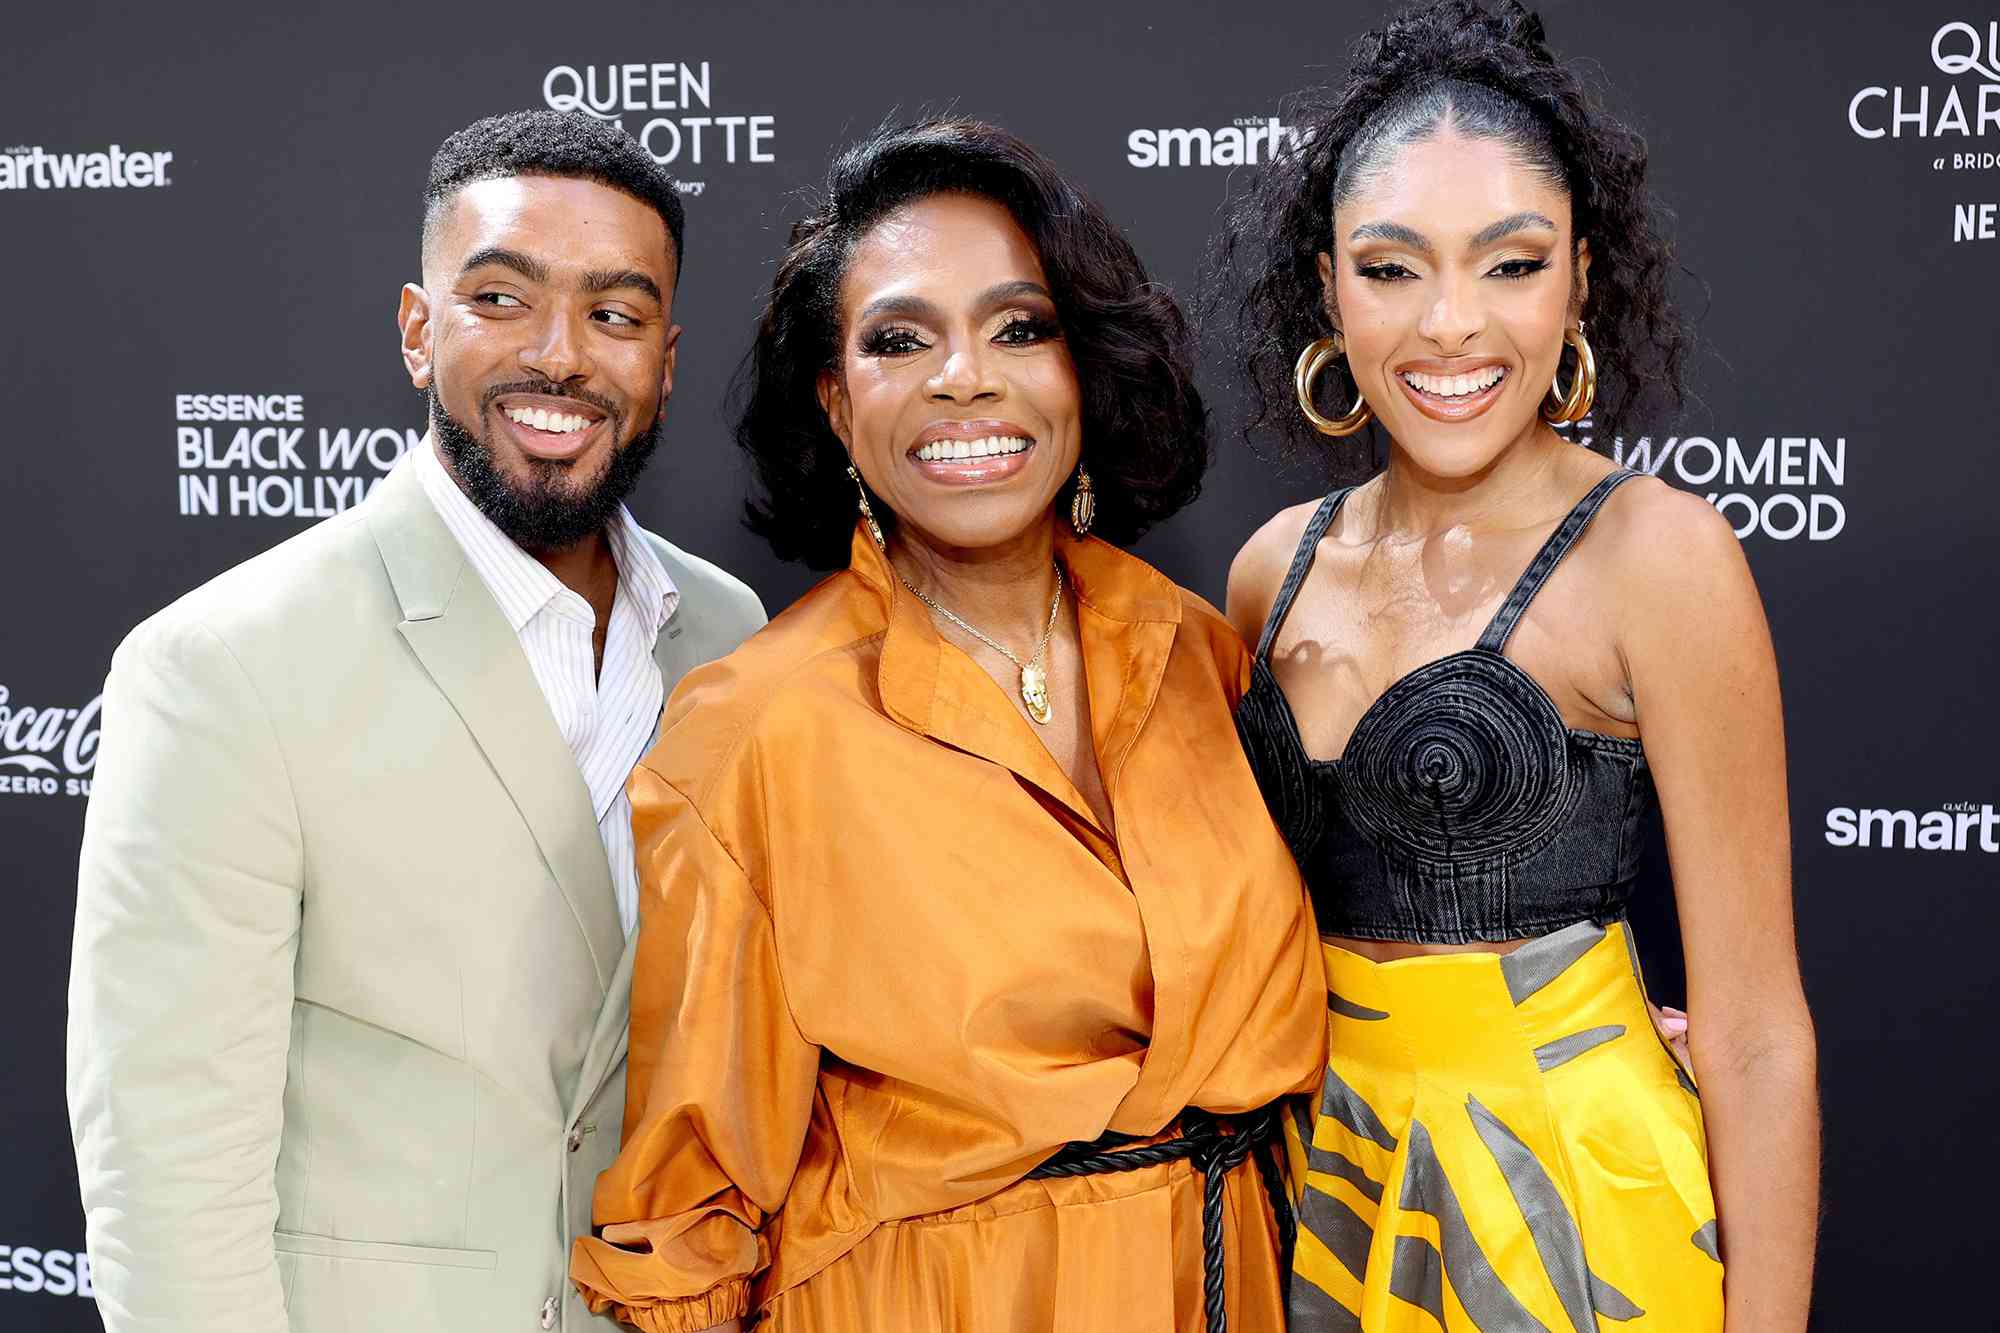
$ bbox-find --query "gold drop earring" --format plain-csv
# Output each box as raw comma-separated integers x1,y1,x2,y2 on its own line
848,465,886,551
1069,465,1096,537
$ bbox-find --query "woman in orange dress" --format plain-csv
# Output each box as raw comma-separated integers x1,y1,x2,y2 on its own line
568,118,1325,1332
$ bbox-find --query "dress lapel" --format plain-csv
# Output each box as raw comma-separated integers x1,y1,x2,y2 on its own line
866,532,1100,832
862,524,1182,850
366,463,624,992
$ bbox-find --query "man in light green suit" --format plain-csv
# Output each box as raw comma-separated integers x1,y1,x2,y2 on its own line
67,111,765,1332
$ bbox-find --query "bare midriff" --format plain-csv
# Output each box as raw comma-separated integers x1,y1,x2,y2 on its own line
1324,933,1533,962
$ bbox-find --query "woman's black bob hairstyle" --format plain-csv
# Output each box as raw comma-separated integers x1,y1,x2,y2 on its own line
737,116,1208,570
1219,0,1691,474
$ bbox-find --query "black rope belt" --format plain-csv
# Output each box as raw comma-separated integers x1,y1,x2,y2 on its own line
1023,1104,1296,1333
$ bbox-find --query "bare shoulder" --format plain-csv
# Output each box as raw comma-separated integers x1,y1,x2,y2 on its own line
1587,477,1767,648
1226,498,1324,645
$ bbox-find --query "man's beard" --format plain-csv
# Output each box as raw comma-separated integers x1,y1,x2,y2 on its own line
429,387,661,552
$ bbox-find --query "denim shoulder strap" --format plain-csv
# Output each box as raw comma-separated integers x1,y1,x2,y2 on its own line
1476,469,1640,654
1254,488,1354,663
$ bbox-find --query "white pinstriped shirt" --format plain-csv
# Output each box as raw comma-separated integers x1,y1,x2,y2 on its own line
413,439,676,936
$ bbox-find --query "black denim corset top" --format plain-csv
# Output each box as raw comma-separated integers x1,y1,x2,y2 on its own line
1236,471,1656,944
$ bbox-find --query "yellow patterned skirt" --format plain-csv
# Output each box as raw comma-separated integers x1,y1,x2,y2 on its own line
1288,919,1723,1331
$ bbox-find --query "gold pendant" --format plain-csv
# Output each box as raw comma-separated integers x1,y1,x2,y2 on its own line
1019,663,1052,724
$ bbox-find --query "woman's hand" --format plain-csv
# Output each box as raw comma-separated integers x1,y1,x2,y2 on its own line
1646,1000,1692,1078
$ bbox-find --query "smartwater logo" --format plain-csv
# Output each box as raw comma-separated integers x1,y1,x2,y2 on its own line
0,1244,92,1297
1612,434,1848,541
1826,802,1998,853
0,685,100,799
1127,118,1298,168
0,144,173,191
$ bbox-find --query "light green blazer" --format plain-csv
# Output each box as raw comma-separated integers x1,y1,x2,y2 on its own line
68,459,766,1332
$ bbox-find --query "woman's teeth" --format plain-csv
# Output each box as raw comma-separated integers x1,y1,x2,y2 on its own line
1400,366,1507,399
914,436,1032,463
504,405,595,434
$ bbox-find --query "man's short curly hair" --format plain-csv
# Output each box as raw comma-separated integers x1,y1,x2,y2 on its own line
1217,0,1691,472
423,109,686,267
736,116,1208,569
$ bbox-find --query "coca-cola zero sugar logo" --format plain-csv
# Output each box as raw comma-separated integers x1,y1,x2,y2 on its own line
0,685,101,799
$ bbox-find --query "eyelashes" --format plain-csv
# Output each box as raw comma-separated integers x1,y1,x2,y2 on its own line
995,315,1061,344
1355,261,1417,283
1353,257,1553,283
858,325,925,356
856,315,1062,358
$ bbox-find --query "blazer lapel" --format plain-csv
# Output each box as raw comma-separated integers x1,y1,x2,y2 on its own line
367,463,624,993
569,927,638,1122
650,597,700,691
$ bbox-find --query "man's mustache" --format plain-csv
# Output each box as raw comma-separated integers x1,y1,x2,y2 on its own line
478,378,622,422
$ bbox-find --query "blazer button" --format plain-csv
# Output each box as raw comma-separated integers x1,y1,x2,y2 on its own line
565,1125,585,1153
540,1294,558,1328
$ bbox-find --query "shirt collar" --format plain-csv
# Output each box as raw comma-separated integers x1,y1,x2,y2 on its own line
604,500,680,635
413,435,679,635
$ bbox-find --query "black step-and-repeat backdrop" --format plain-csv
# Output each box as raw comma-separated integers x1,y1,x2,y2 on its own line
5,1,1996,1325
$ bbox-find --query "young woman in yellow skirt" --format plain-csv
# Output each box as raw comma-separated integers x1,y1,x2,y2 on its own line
1223,2,1819,1327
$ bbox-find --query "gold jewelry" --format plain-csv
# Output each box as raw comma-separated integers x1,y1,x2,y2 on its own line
895,562,1064,725
1294,335,1372,437
1542,322,1597,425
1069,465,1096,537
848,464,886,550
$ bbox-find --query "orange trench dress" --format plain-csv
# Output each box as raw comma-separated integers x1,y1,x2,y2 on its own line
570,524,1327,1332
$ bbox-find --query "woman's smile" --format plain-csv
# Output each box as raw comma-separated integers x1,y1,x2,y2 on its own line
908,418,1038,485
1392,357,1512,423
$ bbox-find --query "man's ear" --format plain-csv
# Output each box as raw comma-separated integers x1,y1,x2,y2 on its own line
815,368,851,450
398,283,434,390
661,323,683,402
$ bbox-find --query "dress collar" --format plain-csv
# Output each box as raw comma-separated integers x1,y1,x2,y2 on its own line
846,519,1183,840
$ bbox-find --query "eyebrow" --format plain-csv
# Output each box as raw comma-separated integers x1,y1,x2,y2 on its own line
1348,212,1560,255
582,268,663,304
1348,220,1434,255
1469,211,1559,247
856,293,942,325
976,279,1054,308
855,280,1054,326
458,246,548,282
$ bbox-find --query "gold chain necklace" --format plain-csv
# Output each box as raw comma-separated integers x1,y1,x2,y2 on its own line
895,562,1063,724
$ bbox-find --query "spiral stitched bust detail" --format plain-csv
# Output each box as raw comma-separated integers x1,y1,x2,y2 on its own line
1335,652,1582,866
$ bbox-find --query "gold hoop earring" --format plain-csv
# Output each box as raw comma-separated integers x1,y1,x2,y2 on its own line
1069,465,1096,537
1294,336,1372,437
1542,323,1598,425
847,464,886,551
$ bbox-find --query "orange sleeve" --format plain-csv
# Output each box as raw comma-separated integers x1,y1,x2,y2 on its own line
1207,602,1255,708
570,765,819,1333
